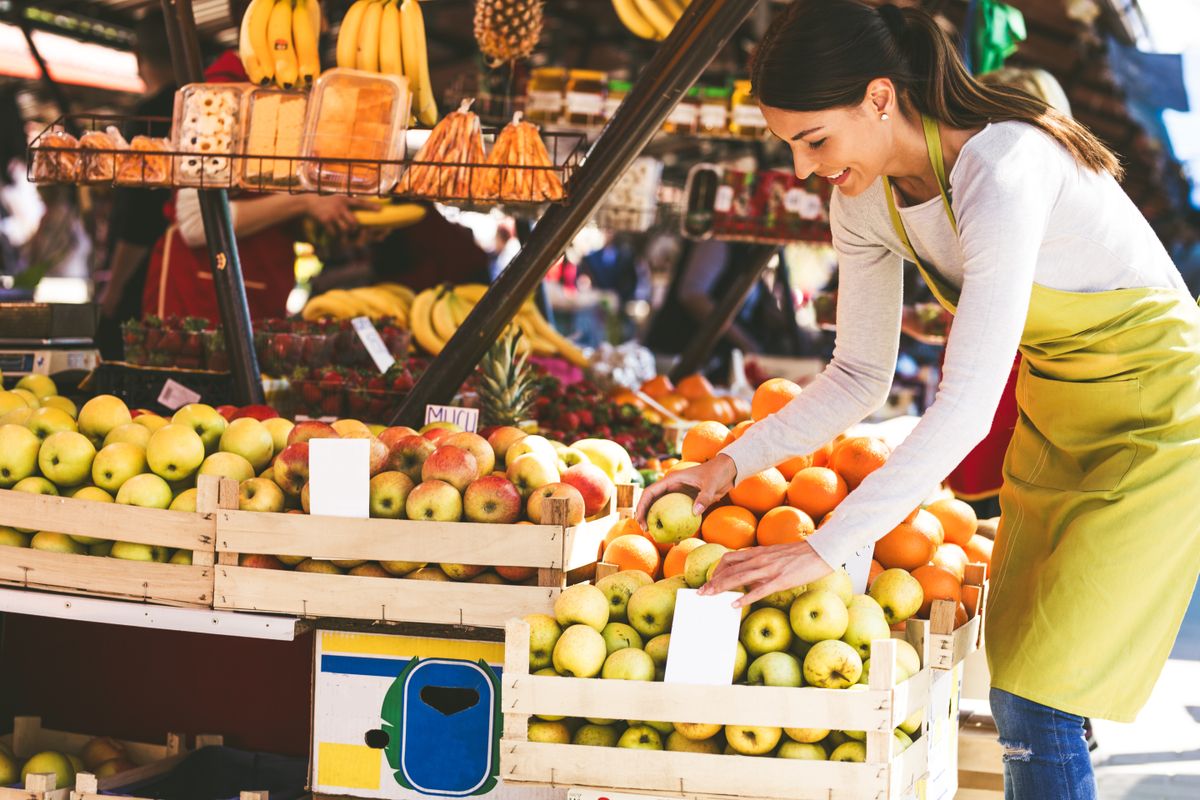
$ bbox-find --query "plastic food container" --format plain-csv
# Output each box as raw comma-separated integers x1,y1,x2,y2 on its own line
30,130,80,183
240,88,310,191
300,68,409,195
78,129,121,183
172,82,248,188
115,136,172,186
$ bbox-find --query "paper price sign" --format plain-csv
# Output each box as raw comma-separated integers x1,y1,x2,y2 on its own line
157,378,202,411
350,316,396,373
424,404,479,433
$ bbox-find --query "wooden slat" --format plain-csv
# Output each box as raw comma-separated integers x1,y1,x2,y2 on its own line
0,551,212,606
0,489,213,550
561,514,612,572
214,566,557,626
503,619,530,744
867,638,898,765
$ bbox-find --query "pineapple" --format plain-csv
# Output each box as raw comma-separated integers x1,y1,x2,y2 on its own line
478,330,536,426
474,0,544,66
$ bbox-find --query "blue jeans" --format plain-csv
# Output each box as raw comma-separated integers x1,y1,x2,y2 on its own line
990,688,1097,799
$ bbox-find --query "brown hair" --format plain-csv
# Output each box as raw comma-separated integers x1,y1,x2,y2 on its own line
751,1,1122,179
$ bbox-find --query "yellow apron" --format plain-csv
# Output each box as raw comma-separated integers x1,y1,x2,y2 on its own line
884,116,1200,722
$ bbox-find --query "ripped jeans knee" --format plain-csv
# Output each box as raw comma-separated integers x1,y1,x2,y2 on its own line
989,687,1096,800
999,739,1033,762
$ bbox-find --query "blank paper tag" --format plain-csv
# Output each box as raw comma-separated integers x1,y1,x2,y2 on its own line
157,379,202,411
846,543,875,594
351,316,396,373
308,438,370,519
663,589,742,686
424,404,479,433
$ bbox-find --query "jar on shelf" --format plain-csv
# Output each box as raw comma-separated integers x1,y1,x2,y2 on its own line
662,86,701,135
526,67,568,125
603,79,631,121
729,79,768,138
699,86,731,136
565,69,607,127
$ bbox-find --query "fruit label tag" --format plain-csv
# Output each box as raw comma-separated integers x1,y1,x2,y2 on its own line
663,589,742,686
157,378,202,411
424,405,479,433
351,316,396,373
846,543,875,594
308,438,370,520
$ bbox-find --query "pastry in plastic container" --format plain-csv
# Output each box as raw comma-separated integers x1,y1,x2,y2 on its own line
300,69,409,195
116,136,172,186
79,128,125,183
172,83,247,188
240,88,309,190
31,129,80,183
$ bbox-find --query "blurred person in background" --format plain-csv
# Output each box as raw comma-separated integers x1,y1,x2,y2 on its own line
0,87,45,279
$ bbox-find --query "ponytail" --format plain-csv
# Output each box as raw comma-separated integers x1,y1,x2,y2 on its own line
751,1,1122,179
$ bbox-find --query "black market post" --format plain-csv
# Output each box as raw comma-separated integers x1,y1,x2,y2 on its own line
160,0,265,405
667,243,777,382
392,0,763,426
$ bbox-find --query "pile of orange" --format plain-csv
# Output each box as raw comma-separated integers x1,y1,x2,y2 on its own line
638,374,751,426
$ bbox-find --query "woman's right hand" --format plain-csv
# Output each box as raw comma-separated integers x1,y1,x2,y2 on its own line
635,453,738,528
304,195,373,234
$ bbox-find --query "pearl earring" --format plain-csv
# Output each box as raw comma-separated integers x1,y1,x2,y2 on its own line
880,113,890,121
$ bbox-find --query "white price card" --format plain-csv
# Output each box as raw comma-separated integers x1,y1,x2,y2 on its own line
846,542,876,594
714,184,735,213
308,438,370,520
424,404,480,433
351,316,396,373
663,589,742,686
157,378,202,411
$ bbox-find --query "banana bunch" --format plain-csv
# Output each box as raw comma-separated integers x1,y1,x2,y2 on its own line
410,283,589,367
302,282,415,326
352,201,427,227
337,0,438,126
612,0,688,41
240,0,322,89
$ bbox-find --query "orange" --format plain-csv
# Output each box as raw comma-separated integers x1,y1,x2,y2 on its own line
868,558,885,587
676,373,716,401
658,393,689,415
751,378,803,421
809,442,834,468
683,396,723,424
660,457,680,471
603,517,644,551
776,453,813,481
603,534,661,578
818,511,834,527
640,375,674,400
756,506,815,546
963,534,993,578
723,420,754,446
925,498,977,547
829,436,891,489
786,467,848,520
644,457,662,471
931,543,969,582
729,468,788,515
663,538,706,578
681,421,730,463
912,564,963,618
701,505,758,549
873,509,942,571
729,397,752,422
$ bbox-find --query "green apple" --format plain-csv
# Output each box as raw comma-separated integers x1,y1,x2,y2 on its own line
379,559,424,576
645,492,702,548
893,729,913,754
829,741,866,762
783,726,829,744
110,541,169,561
42,395,76,418
10,388,39,408
746,651,803,687
869,568,924,625
841,606,892,660
725,725,782,756
740,607,793,657
116,473,173,509
91,442,147,493
0,749,18,784
133,414,168,432
554,583,610,631
26,407,77,440
601,647,655,681
171,403,227,453
262,417,294,456
199,451,255,482
89,541,113,556
146,424,206,481
0,526,30,547
0,406,33,426
527,721,571,744
824,731,852,750
505,434,556,465
732,640,748,683
0,423,41,487
573,723,620,747
645,633,671,681
220,418,274,471
631,720,675,736
77,395,132,447
369,470,415,519
778,741,827,760
683,542,729,589
789,589,849,643
30,532,85,554
551,623,607,677
758,585,807,611
807,567,854,606
595,569,653,622
617,725,663,750
673,721,721,741
103,422,152,449
524,613,563,670
666,731,721,753
20,750,74,789
170,488,198,512
38,431,95,487
803,640,863,689
898,706,923,736
0,391,28,417
626,582,679,638
895,640,922,679
15,374,56,399
169,550,193,565
849,594,885,616
600,621,643,654
239,477,285,512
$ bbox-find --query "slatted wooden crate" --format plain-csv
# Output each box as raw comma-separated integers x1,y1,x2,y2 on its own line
0,487,216,608
211,479,631,627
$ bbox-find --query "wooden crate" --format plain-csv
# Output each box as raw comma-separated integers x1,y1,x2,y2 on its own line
498,591,981,800
0,487,216,608
956,709,1003,797
211,479,630,627
0,716,219,800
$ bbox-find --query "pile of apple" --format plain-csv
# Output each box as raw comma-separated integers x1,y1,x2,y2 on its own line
0,377,635,580
521,558,926,761
0,735,134,790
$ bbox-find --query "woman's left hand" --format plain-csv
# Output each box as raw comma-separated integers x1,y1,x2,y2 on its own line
701,540,835,608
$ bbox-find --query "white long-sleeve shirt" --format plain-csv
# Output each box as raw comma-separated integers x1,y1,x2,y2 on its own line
722,120,1188,568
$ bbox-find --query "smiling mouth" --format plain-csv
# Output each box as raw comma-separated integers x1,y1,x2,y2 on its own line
823,168,848,180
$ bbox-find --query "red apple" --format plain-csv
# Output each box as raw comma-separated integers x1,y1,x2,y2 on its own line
478,425,500,440
287,420,339,446
389,434,437,482
216,405,238,421
560,462,615,517
495,565,537,582
378,426,418,457
422,428,454,445
367,436,389,476
422,446,479,492
463,475,522,523
273,442,309,496
526,482,585,525
239,553,286,570
405,479,463,522
232,404,279,421
443,432,496,476
506,452,559,499
487,426,528,466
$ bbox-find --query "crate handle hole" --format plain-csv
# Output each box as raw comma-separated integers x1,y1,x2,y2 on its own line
420,686,481,716
364,729,390,749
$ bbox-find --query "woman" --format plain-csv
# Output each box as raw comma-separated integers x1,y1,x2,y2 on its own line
637,2,1200,797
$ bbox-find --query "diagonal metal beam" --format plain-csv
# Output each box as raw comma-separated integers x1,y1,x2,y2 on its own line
392,0,762,425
